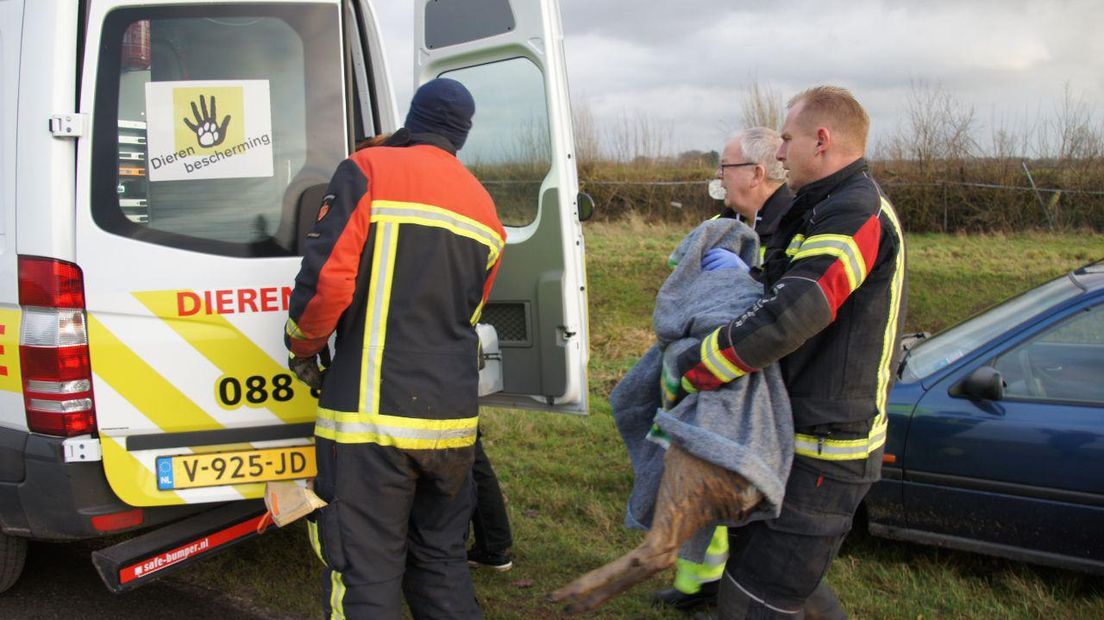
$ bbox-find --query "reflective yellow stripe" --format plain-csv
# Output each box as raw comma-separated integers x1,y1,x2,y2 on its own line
673,526,729,592
133,291,315,423
360,222,399,415
310,514,346,618
794,415,888,461
703,525,729,572
371,200,505,266
88,314,221,433
356,202,498,424
330,570,346,619
285,317,306,340
785,234,805,258
0,309,21,392
469,299,486,326
791,233,868,292
699,329,745,383
90,313,285,505
314,409,479,449
876,197,906,417
307,519,325,564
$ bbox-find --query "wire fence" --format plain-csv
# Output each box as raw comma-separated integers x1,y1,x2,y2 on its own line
576,177,1104,232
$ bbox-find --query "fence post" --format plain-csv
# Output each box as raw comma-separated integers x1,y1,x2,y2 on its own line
1022,161,1055,230
942,182,948,232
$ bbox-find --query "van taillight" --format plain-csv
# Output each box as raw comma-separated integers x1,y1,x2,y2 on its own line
18,257,96,437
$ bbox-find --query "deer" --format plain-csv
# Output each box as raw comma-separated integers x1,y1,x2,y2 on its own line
549,443,763,614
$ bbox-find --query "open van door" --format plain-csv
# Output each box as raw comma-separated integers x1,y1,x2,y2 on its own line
415,0,589,414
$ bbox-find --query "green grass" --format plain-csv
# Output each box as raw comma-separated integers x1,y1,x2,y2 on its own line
176,226,1104,618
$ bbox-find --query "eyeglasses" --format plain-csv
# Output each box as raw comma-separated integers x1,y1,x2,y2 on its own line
719,162,757,170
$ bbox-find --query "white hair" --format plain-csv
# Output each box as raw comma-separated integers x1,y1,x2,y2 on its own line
729,127,786,183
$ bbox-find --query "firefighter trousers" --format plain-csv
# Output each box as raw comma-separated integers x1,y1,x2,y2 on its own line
309,438,480,620
718,457,870,617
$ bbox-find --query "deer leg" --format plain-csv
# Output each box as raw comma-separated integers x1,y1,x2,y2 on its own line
550,444,762,614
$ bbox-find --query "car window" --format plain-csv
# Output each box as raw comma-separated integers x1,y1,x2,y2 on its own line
92,4,347,257
993,304,1104,404
902,276,1082,381
444,58,551,228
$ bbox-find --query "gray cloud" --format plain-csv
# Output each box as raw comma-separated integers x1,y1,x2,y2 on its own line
561,0,1104,152
373,0,1104,154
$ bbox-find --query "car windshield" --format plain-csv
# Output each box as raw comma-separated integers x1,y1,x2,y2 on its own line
901,274,1083,382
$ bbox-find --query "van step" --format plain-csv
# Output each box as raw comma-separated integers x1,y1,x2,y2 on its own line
91,500,267,593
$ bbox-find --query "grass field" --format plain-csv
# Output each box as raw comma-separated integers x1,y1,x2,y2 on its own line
179,226,1104,619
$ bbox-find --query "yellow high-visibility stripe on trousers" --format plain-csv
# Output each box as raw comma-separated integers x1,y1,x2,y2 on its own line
673,526,729,594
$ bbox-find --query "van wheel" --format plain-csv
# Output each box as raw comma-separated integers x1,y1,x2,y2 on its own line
0,531,27,593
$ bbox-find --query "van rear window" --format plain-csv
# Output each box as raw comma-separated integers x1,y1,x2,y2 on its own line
91,4,347,257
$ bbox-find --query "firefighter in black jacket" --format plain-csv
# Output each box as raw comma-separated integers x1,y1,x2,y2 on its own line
286,79,505,619
667,86,907,618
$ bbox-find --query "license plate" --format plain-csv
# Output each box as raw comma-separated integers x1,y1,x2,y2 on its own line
156,446,315,490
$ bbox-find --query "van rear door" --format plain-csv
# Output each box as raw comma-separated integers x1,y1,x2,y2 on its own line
75,1,353,507
74,0,586,510
414,0,590,414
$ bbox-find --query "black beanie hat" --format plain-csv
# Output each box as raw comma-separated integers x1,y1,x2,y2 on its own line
404,78,475,151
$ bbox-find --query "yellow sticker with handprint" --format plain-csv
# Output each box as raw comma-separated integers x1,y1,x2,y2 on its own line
146,79,273,181
173,86,244,155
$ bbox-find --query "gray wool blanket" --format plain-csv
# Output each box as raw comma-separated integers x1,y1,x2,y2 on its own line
610,218,793,562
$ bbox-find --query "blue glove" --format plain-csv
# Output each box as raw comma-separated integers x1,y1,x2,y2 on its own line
701,248,749,272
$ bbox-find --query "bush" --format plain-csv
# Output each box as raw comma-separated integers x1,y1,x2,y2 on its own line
573,159,1104,232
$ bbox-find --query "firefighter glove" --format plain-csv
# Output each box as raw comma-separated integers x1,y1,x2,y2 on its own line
289,353,324,390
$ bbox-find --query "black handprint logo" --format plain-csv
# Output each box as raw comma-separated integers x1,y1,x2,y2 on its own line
182,94,231,148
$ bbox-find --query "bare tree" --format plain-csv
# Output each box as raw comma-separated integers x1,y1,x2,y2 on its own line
740,79,784,131
572,99,604,166
1053,81,1101,162
894,79,978,173
605,109,672,163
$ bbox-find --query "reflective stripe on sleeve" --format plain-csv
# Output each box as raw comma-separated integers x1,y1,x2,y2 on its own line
285,318,306,340
699,328,748,384
791,233,868,292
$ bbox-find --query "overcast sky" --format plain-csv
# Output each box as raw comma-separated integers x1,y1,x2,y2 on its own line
372,0,1104,156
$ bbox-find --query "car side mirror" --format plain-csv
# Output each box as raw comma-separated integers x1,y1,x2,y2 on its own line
577,192,594,222
949,366,1005,401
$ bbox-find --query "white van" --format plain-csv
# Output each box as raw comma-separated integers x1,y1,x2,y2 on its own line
0,0,588,592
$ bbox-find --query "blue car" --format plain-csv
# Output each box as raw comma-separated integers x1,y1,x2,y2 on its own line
864,261,1104,574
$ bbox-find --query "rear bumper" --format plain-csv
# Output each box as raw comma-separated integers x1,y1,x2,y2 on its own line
0,426,204,540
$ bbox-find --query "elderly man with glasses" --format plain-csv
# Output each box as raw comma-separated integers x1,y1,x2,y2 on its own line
709,128,794,265
653,127,793,613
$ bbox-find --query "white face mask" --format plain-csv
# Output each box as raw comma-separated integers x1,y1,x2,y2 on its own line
708,179,726,201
